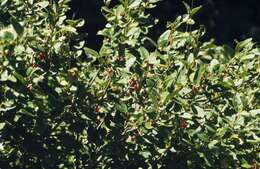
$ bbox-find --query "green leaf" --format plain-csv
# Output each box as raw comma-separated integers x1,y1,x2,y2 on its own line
8,75,17,82
148,89,159,105
26,67,38,78
84,47,100,58
190,6,202,17
177,66,188,85
0,70,8,81
70,85,77,92
36,1,49,9
197,133,209,142
147,53,158,65
144,121,153,129
182,1,190,13
209,59,220,72
241,159,252,168
60,79,69,86
125,57,136,71
127,27,140,37
193,105,205,118
235,38,253,53
19,109,36,118
116,102,127,113
0,123,5,130
129,0,142,9
0,27,17,41
139,46,149,59
232,93,244,112
140,151,151,158
14,45,25,55
208,140,218,149
13,71,26,85
157,30,171,48
193,64,206,85
60,25,77,34
149,0,161,3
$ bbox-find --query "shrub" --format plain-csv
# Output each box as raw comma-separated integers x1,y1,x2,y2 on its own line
0,0,259,168
0,0,89,168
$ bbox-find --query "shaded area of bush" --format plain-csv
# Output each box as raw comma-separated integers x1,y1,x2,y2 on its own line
69,0,260,49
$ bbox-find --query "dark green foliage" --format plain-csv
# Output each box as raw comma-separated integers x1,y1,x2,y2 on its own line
0,0,259,168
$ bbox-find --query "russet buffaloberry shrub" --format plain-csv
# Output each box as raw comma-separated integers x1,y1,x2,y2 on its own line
0,0,259,168
0,0,90,168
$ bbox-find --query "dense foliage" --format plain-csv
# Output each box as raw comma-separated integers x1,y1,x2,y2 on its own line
69,0,260,49
0,0,259,168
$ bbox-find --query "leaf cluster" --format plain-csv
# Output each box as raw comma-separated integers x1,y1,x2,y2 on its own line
0,0,259,168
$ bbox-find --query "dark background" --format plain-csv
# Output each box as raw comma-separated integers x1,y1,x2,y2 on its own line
68,0,260,50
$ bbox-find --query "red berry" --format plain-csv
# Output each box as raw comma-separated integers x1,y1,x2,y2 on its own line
95,106,100,113
128,79,136,87
179,118,187,129
38,52,45,60
133,83,140,91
